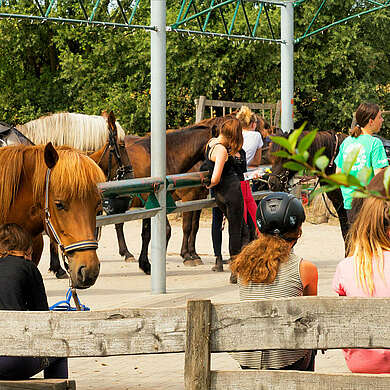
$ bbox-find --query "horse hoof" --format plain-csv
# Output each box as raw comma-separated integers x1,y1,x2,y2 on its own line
124,255,137,263
222,259,229,265
212,265,223,272
190,254,201,260
183,259,196,267
229,273,237,284
181,253,192,261
139,263,151,275
193,259,203,265
56,270,69,279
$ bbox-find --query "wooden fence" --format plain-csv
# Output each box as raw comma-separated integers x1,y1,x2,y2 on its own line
195,96,281,128
1,297,390,389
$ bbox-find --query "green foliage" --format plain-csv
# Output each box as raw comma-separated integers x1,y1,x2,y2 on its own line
0,0,388,137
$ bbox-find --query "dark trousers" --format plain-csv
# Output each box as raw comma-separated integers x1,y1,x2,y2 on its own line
0,356,68,380
212,177,245,258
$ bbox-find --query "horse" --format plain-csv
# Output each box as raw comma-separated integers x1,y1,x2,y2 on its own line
268,130,349,245
0,142,106,288
48,111,135,279
16,112,126,152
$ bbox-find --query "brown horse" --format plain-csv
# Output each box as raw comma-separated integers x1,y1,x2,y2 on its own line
268,130,349,245
0,143,105,288
48,112,134,278
125,121,216,274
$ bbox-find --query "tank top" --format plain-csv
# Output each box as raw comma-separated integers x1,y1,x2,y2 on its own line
232,252,309,369
204,141,246,182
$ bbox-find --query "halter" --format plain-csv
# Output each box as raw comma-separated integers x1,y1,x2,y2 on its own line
44,168,99,273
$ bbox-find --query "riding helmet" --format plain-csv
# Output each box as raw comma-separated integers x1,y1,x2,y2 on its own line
256,192,305,236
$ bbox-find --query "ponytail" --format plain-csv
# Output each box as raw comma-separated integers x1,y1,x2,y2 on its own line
350,124,363,138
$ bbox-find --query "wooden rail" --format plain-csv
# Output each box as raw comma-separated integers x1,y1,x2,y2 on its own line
195,96,281,128
2,297,390,389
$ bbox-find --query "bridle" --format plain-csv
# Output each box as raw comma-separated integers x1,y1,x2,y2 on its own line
44,168,99,273
98,128,134,182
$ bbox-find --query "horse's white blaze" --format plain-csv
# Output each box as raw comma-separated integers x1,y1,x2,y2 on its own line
16,112,126,152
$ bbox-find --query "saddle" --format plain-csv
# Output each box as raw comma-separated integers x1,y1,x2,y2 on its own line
0,122,34,146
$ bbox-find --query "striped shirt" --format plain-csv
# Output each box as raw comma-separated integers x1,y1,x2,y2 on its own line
232,252,310,369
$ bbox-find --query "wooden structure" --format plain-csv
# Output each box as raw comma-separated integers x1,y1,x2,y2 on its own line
195,96,281,128
1,297,390,389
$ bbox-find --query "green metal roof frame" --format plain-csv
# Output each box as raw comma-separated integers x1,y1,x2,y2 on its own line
0,0,389,43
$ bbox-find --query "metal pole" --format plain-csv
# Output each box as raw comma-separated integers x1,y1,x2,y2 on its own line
151,0,166,294
280,1,294,133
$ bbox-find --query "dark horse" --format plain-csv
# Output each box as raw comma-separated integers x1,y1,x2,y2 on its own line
268,130,349,246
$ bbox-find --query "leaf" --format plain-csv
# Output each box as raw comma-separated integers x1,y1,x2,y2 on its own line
272,150,291,158
298,129,317,154
327,173,350,186
315,155,329,171
283,161,305,171
342,145,360,175
357,167,373,186
312,147,326,165
352,191,370,199
290,154,307,163
288,127,304,152
271,136,292,153
309,185,338,201
384,167,390,196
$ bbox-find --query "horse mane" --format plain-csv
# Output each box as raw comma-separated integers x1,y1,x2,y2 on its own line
0,145,106,221
16,113,126,152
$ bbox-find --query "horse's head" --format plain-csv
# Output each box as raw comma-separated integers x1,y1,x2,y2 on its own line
268,130,296,192
43,143,106,289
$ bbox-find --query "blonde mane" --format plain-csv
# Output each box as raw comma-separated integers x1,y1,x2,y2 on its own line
0,145,106,221
16,113,126,152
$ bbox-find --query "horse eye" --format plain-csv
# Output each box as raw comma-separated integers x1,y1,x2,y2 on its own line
55,201,65,210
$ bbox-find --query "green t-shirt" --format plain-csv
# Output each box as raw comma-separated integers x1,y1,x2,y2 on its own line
335,134,388,209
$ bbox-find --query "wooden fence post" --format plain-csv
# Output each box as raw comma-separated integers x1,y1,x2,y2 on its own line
195,96,207,123
184,299,211,390
274,100,281,128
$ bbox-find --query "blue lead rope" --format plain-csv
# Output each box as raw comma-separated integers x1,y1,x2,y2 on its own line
49,288,90,311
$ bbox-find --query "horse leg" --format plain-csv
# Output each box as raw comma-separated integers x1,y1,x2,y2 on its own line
180,211,193,262
48,241,68,279
139,218,151,275
325,187,349,254
189,210,203,265
115,223,136,262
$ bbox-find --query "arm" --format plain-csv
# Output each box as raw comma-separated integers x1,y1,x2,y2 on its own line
248,148,262,168
207,145,228,189
300,260,318,296
26,263,49,310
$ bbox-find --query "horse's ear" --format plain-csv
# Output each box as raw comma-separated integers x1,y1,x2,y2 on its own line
44,142,59,169
107,111,117,137
101,110,108,120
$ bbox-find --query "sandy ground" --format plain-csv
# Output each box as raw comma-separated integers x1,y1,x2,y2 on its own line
36,216,349,389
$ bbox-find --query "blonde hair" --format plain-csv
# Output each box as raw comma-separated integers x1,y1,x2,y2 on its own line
236,106,257,128
231,227,302,284
347,197,390,295
219,118,243,156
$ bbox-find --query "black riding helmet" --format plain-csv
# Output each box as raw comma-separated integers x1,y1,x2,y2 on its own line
256,192,305,236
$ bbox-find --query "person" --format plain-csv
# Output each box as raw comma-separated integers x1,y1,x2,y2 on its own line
211,107,262,270
333,168,390,374
230,192,318,370
335,102,388,225
0,223,68,380
204,118,246,280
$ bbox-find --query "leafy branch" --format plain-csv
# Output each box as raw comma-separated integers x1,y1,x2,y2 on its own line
271,125,390,201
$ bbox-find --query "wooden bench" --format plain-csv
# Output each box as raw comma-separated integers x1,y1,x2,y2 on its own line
1,297,390,389
0,379,75,390
194,96,281,128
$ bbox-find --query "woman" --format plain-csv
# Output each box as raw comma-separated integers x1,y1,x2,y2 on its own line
333,169,390,373
335,102,388,224
205,118,246,280
211,107,262,271
0,223,68,380
231,192,318,370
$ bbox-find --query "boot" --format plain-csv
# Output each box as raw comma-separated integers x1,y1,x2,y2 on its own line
211,255,223,272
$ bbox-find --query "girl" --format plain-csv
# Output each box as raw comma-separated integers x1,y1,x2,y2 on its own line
231,192,318,370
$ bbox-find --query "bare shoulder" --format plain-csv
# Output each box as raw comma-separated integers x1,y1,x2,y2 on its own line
300,260,318,279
